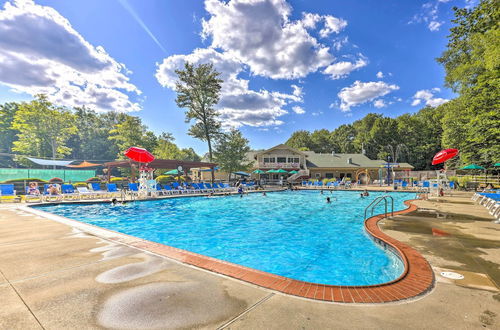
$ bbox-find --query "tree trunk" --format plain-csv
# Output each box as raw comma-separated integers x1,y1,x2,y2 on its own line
207,133,215,183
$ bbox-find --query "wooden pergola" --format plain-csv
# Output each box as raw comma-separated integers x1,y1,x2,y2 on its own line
103,159,218,182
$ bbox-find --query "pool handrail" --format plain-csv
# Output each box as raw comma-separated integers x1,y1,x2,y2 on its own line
364,195,394,221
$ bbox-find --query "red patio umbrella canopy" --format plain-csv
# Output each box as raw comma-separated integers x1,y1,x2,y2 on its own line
124,147,155,163
432,148,459,165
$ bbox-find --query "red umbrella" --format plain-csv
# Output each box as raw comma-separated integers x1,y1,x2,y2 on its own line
124,147,155,163
432,149,459,165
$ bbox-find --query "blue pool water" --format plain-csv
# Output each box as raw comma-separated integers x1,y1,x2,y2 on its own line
34,190,415,286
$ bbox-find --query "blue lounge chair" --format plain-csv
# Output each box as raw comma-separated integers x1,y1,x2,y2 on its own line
0,184,21,202
106,183,120,197
172,182,188,194
128,183,139,196
89,183,110,198
156,183,169,196
402,181,408,189
162,184,179,194
61,184,80,200
24,186,42,203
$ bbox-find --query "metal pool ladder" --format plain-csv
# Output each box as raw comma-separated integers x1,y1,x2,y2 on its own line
364,195,394,220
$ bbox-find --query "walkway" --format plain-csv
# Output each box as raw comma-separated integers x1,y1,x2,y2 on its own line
0,192,499,329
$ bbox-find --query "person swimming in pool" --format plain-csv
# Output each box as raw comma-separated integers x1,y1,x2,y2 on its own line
262,192,267,196
360,193,364,198
326,197,331,203
363,189,370,197
111,198,129,205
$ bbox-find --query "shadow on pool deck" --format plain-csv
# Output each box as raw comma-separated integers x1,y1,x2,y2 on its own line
0,191,499,329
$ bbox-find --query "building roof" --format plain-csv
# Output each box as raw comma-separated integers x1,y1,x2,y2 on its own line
254,144,307,156
304,152,413,169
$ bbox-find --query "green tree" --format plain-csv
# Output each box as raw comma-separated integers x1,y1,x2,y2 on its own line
285,130,313,150
68,107,119,160
108,115,157,158
213,129,251,181
11,95,77,167
331,124,356,153
310,129,335,153
174,62,223,163
153,133,201,161
437,0,499,166
0,102,19,167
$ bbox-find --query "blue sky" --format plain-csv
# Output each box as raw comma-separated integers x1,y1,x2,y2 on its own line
0,0,474,154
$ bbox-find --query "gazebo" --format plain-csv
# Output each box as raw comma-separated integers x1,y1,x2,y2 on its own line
103,159,218,182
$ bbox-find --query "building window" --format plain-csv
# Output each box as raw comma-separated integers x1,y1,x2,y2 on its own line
294,158,299,163
263,158,270,163
346,173,352,178
325,173,334,178
287,157,293,163
315,173,321,178
277,157,286,163
340,173,345,179
269,157,275,163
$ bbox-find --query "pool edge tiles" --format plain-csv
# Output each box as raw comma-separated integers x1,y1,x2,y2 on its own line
24,198,434,304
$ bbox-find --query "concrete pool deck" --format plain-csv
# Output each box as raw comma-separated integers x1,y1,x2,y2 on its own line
1,191,499,329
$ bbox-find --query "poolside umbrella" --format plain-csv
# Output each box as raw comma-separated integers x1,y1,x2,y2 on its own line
275,169,288,174
66,160,102,168
289,170,298,174
461,164,485,170
253,169,265,181
461,164,486,187
432,148,459,165
164,169,182,175
124,147,155,163
266,169,277,173
494,163,500,167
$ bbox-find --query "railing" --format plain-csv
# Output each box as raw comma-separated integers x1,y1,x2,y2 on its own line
287,169,310,182
364,195,394,221
258,162,300,169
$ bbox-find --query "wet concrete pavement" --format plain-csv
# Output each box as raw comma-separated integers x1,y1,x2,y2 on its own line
0,191,499,329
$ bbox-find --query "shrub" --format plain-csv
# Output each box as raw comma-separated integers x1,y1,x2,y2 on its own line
1,178,48,184
49,177,63,183
110,177,126,182
155,175,173,184
85,177,101,182
457,175,472,189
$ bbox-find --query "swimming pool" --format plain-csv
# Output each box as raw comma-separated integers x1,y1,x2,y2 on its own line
34,190,416,286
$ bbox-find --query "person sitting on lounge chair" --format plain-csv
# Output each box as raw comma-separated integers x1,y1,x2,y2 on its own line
47,184,60,195
27,182,40,195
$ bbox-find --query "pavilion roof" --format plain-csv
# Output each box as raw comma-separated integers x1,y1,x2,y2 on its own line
103,159,217,169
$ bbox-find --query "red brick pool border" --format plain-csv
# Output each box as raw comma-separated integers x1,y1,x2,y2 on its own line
109,198,433,303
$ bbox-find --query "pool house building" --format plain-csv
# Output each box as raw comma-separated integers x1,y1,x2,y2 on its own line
193,144,413,183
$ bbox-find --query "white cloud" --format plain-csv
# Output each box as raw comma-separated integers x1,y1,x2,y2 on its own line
319,15,348,37
292,106,305,114
0,0,141,111
409,1,448,32
200,0,345,79
311,111,323,116
323,57,368,79
376,71,384,79
332,36,349,51
156,0,359,128
291,84,303,100
337,81,399,112
428,21,443,31
155,48,300,128
373,99,386,108
411,88,449,107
